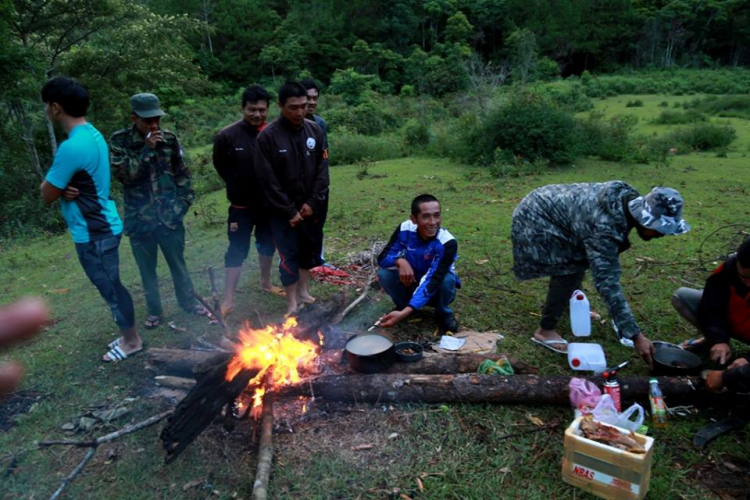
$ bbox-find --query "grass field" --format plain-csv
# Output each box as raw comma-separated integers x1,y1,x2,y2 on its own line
1,94,750,499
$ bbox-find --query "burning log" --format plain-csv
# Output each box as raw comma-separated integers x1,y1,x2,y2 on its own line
147,349,538,378
160,317,321,463
279,374,723,407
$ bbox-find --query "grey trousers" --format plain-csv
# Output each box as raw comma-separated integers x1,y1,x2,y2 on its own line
671,287,703,331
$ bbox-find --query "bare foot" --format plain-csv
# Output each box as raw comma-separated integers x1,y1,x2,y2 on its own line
220,302,234,317
285,296,300,317
532,327,568,353
260,284,286,297
298,292,316,304
590,310,602,321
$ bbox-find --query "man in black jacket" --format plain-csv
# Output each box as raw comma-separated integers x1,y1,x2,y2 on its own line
213,85,282,317
673,238,750,365
255,82,329,316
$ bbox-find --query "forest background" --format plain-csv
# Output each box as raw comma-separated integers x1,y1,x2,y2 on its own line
1,0,749,236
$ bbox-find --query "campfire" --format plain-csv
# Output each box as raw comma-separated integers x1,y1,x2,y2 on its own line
225,317,322,417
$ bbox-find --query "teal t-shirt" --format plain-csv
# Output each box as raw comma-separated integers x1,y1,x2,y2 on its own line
45,123,123,243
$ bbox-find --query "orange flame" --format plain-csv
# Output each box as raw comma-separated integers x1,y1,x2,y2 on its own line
225,317,320,393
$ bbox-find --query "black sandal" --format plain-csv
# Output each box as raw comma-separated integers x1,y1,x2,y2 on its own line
144,315,162,329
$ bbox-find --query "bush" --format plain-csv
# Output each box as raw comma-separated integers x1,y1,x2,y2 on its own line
686,95,750,120
659,101,669,107
401,119,431,150
400,85,415,97
652,122,737,154
580,69,750,98
467,90,580,166
328,131,403,165
189,152,225,196
489,149,549,177
651,110,707,125
325,100,397,136
577,112,650,163
625,99,644,107
539,81,594,112
428,114,479,160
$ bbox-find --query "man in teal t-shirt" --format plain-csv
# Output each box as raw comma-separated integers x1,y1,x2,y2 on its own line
40,76,142,363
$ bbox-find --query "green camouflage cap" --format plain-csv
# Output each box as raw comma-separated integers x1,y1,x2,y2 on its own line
130,93,165,118
628,187,690,235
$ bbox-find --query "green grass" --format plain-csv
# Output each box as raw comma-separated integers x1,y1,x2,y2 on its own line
2,93,750,499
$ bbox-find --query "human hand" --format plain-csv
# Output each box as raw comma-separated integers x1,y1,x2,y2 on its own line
710,343,732,365
379,308,412,328
633,333,654,369
396,258,415,287
61,186,80,201
728,357,749,370
145,130,164,150
705,370,724,393
289,212,304,227
300,203,313,218
0,299,48,395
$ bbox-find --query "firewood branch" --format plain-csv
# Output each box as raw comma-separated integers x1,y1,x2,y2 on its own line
252,388,275,500
39,410,173,499
333,241,379,324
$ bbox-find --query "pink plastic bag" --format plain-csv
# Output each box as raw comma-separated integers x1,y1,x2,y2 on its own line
569,377,602,416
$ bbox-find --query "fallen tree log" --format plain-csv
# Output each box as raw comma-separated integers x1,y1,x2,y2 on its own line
147,349,537,378
278,374,730,407
382,352,537,375
146,348,231,378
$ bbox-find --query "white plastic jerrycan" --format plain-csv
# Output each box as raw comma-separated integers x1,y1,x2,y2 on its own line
570,289,591,337
568,343,607,372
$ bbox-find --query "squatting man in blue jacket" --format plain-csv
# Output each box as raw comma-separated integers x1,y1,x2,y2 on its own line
376,194,461,332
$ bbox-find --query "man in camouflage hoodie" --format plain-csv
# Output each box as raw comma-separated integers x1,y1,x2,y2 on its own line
110,93,205,328
512,181,690,367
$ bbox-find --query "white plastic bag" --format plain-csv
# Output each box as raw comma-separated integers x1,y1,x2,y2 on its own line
591,394,619,425
591,395,645,432
614,404,645,432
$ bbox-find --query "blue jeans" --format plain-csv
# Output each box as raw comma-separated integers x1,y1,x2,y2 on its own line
377,268,457,319
75,234,135,330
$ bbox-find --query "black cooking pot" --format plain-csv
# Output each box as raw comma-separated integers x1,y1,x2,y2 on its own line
345,332,396,374
652,346,702,375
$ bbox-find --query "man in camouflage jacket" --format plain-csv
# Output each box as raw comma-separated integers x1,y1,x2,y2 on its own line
512,181,690,367
110,93,204,327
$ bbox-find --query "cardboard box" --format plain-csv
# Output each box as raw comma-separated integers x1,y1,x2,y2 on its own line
562,417,654,500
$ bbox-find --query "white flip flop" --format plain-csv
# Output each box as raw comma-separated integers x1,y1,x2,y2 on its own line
531,337,568,354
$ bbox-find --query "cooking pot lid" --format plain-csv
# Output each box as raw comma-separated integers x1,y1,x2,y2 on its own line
346,333,393,356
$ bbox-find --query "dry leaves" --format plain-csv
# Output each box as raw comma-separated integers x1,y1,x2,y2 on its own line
526,413,545,426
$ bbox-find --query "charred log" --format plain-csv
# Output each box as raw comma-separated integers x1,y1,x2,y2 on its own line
159,358,258,463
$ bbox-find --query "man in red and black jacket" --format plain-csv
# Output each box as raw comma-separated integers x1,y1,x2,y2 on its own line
255,81,329,316
673,238,750,367
213,85,283,318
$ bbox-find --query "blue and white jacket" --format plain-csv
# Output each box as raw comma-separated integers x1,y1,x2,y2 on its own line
377,220,460,310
